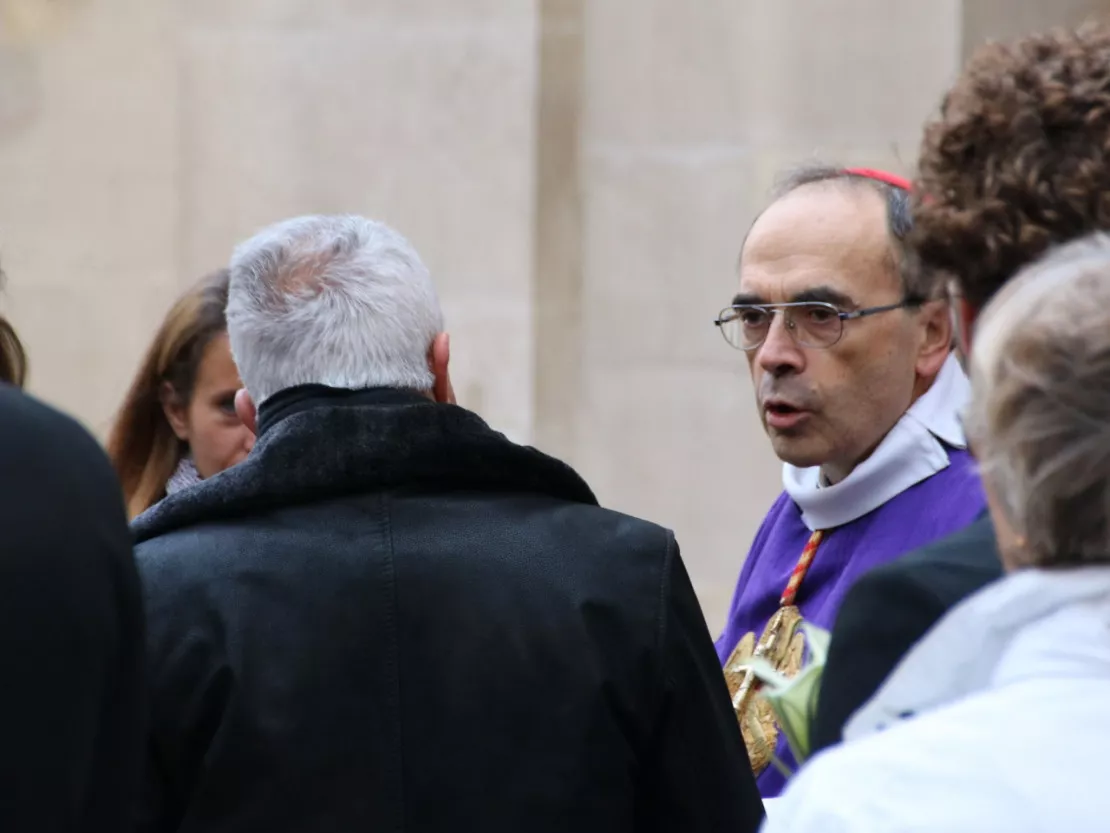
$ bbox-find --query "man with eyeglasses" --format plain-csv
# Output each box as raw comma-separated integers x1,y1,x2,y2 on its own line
713,165,985,797
806,23,1110,769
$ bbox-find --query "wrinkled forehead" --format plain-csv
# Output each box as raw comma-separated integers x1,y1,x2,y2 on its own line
737,184,900,306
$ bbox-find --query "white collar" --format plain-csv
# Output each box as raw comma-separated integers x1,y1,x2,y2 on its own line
782,353,969,531
845,566,1110,741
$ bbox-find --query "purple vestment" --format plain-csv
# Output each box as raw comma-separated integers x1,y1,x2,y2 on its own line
715,447,985,798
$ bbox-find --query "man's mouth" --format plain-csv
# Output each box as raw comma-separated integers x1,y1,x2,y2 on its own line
763,401,810,431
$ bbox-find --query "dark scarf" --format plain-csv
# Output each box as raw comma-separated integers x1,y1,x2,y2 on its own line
133,386,597,543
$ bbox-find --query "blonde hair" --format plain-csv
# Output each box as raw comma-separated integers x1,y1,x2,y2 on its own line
107,270,229,518
965,233,1110,567
0,316,25,387
0,264,27,387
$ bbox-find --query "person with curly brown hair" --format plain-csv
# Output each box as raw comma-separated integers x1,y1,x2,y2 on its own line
810,20,1110,759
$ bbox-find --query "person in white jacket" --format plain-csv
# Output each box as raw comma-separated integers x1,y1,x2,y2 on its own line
764,235,1110,832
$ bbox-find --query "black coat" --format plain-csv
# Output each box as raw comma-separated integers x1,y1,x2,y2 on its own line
810,514,1003,752
0,386,145,831
133,386,764,833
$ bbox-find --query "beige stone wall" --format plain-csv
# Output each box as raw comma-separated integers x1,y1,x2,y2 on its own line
1,0,1106,628
0,0,179,431
963,0,1108,56
1,0,539,444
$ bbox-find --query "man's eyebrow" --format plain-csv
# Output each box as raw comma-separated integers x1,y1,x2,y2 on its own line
730,292,765,306
790,286,857,308
729,287,858,308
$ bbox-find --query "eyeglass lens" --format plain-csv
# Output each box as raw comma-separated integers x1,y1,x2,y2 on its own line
721,304,842,350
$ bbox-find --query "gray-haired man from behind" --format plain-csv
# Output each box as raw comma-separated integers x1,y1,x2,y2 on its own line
133,215,764,833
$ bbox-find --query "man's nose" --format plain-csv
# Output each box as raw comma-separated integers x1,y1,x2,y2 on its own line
756,312,806,376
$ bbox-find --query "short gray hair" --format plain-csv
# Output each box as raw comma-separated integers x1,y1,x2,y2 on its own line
965,232,1110,568
226,215,444,404
770,164,930,300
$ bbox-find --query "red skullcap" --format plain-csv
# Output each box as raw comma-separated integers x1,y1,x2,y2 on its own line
843,167,911,191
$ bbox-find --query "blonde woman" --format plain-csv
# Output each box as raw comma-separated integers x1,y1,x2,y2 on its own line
108,270,254,518
766,235,1110,831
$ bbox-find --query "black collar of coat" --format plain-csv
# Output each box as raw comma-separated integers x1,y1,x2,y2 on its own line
132,385,598,543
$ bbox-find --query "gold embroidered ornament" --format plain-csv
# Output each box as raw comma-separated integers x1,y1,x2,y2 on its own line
723,529,823,775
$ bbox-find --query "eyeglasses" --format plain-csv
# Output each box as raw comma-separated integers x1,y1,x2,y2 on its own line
714,299,922,351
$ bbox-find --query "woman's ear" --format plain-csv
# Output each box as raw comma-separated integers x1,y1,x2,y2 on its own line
160,382,190,441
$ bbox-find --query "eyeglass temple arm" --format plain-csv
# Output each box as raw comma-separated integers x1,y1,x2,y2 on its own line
840,297,927,321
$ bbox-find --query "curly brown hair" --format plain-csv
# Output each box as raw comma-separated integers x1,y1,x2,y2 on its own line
912,22,1110,311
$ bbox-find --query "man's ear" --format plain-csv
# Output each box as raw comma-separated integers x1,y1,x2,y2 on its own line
160,382,190,440
915,299,953,379
234,388,258,436
428,332,456,405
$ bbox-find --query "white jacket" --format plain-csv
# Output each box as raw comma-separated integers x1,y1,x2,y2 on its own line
763,566,1110,832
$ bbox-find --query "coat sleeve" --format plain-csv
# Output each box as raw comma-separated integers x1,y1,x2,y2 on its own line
634,537,765,833
809,565,943,753
0,388,145,833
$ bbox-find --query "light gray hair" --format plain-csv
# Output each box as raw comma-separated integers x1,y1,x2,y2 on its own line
226,215,444,404
965,232,1110,568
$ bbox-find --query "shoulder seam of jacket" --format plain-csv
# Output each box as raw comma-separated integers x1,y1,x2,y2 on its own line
655,531,678,696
